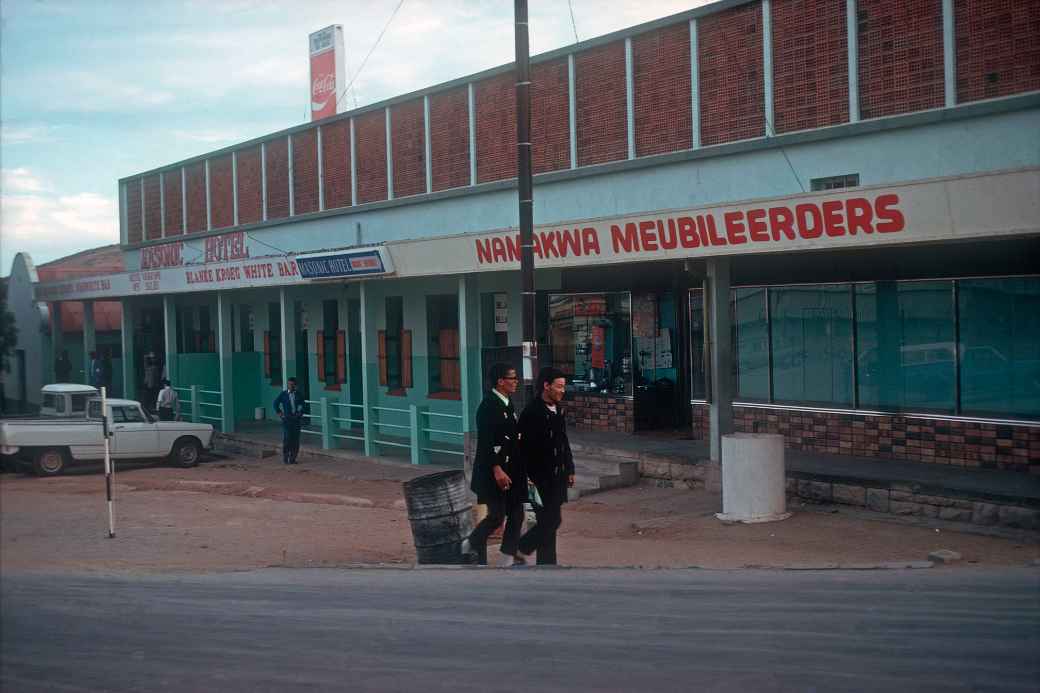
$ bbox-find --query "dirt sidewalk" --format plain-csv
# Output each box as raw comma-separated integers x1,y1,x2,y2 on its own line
1,455,1037,573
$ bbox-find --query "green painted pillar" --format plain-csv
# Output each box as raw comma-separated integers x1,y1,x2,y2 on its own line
83,301,96,385
217,291,235,433
121,298,136,401
279,287,298,385
458,275,483,433
162,295,179,386
50,301,64,383
359,281,376,457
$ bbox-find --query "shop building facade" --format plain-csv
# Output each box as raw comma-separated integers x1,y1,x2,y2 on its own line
32,0,1040,472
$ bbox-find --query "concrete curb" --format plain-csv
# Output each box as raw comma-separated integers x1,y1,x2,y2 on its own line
135,480,376,508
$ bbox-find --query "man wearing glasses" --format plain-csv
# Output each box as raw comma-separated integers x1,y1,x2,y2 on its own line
462,363,526,566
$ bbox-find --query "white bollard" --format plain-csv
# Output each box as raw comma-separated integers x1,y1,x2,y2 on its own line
715,433,792,524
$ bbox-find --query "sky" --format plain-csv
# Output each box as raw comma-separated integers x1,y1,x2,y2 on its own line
0,0,711,275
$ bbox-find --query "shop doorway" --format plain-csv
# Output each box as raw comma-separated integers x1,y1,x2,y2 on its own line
633,291,682,430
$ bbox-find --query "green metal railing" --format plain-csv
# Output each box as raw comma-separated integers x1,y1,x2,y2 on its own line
171,385,223,430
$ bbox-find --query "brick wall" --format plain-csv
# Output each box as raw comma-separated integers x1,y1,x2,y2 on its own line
162,170,183,236
858,0,944,119
143,174,162,240
321,120,352,209
699,2,765,145
354,110,388,204
956,0,1040,103
575,40,628,166
236,146,262,225
532,58,571,173
264,138,290,220
125,180,142,244
475,73,517,183
633,23,692,157
391,99,427,198
429,87,470,191
292,129,319,215
209,154,234,230
690,403,1040,474
565,394,635,433
772,0,849,133
184,162,207,233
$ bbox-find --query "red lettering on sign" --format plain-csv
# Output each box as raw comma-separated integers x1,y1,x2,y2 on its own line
505,234,521,262
875,194,904,233
657,219,678,250
724,211,747,244
822,200,846,237
611,223,639,253
678,217,699,248
638,220,657,251
845,198,873,234
769,207,796,240
475,238,493,264
746,209,769,242
796,204,823,239
581,227,601,256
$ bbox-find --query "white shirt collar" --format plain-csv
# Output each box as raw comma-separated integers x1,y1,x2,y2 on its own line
492,388,510,406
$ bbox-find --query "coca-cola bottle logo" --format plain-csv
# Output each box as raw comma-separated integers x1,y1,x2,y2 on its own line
312,73,335,97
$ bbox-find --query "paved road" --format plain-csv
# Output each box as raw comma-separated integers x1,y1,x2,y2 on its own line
2,568,1038,692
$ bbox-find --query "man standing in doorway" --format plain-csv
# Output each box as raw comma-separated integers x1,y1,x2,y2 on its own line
517,367,575,566
54,350,72,383
274,377,305,465
462,363,525,566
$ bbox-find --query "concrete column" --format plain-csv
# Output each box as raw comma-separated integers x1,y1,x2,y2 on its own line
458,275,482,485
217,291,235,432
763,0,774,135
467,82,477,186
162,295,179,386
942,0,956,108
707,257,734,463
50,302,64,383
690,19,701,148
359,281,377,456
625,37,635,160
847,0,860,123
279,288,298,385
568,54,577,169
121,298,136,400
83,301,96,384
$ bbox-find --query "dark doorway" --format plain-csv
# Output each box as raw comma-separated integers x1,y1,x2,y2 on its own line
633,291,682,430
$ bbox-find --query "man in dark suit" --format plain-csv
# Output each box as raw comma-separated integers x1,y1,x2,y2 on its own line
462,362,525,566
273,377,305,465
517,367,575,566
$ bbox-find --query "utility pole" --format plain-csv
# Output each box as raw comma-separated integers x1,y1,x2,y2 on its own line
515,0,536,384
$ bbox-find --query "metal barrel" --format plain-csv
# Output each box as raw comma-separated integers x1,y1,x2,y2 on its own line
401,470,474,565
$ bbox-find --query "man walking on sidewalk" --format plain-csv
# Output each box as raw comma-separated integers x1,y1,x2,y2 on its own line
517,367,575,566
462,363,526,566
273,377,305,465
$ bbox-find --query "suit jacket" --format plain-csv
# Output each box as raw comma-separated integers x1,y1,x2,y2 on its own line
518,398,575,505
470,390,523,504
273,389,306,426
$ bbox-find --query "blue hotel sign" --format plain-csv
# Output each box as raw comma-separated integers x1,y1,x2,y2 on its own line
295,248,391,280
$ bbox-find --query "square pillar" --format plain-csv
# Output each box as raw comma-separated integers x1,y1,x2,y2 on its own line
83,301,96,385
162,295,179,386
279,287,298,383
217,291,235,433
50,301,64,382
358,281,377,457
458,275,483,485
707,257,734,463
121,298,136,400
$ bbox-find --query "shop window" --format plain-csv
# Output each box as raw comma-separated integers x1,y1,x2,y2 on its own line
855,281,955,413
733,288,769,400
237,305,254,352
811,174,859,191
379,296,412,392
177,306,215,354
548,292,632,396
427,295,460,398
317,299,345,387
688,290,707,401
770,285,853,406
958,278,1040,419
265,302,282,385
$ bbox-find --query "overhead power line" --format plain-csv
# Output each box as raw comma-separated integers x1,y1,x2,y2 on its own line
568,0,580,44
335,0,407,111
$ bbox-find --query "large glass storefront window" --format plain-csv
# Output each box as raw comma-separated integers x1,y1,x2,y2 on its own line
771,284,853,406
548,293,632,396
734,288,768,400
958,278,1040,418
688,290,707,400
855,281,956,412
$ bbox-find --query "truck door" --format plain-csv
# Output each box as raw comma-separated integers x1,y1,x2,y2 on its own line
111,405,159,458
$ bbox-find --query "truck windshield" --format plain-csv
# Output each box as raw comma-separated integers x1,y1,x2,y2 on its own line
70,394,90,412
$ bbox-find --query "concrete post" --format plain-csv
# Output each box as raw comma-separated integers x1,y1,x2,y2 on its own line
707,257,734,464
279,288,298,384
457,275,482,484
120,298,136,400
190,384,200,423
216,291,235,433
83,301,96,385
162,295,179,386
320,397,332,450
359,281,376,457
409,403,423,465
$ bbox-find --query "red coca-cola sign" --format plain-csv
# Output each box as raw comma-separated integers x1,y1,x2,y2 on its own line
309,26,342,122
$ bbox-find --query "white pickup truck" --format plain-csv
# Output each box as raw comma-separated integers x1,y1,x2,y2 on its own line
0,398,214,476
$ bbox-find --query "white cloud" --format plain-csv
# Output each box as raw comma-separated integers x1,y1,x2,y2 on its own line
0,169,118,271
0,123,58,146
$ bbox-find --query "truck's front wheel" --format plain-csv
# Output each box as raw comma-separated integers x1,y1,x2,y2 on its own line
33,448,67,477
171,438,201,468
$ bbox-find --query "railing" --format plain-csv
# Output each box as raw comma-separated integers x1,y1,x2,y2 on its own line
296,396,463,465
171,385,223,430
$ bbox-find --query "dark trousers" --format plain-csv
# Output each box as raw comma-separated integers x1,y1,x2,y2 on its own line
518,490,563,565
282,420,301,464
469,493,524,563
158,407,175,421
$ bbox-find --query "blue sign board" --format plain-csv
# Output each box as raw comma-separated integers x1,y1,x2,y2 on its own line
296,249,388,280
